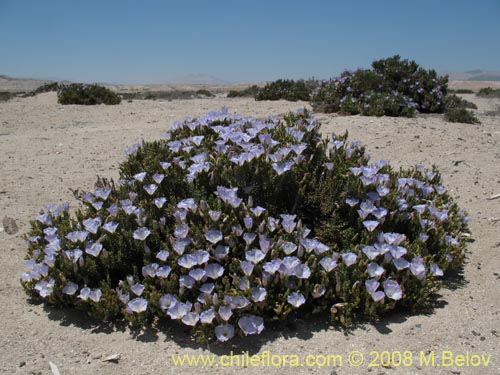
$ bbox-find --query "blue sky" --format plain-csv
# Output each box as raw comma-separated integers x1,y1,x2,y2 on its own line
0,0,499,83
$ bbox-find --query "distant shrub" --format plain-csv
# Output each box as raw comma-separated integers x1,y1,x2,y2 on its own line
311,55,448,117
120,90,210,101
58,83,121,105
195,89,215,97
255,79,312,101
444,94,477,110
445,108,480,124
227,85,260,98
21,108,470,342
477,87,500,98
34,82,59,94
0,91,16,102
449,89,474,94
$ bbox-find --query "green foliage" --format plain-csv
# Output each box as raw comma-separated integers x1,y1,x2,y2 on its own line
445,108,480,124
477,87,500,98
195,89,215,97
255,79,313,101
120,90,212,101
449,89,474,94
58,83,121,105
0,91,16,102
444,94,478,110
21,109,470,341
227,85,260,98
311,55,448,117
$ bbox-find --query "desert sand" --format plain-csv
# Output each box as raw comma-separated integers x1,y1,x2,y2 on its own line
1,83,499,375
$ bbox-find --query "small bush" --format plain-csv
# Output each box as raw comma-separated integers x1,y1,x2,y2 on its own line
195,89,215,97
477,87,500,98
227,85,260,98
21,108,470,342
58,83,121,105
255,79,312,101
311,55,448,117
445,108,480,124
444,94,477,110
449,89,474,94
0,91,16,102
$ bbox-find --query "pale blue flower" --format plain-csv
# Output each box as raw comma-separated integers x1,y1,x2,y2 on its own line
127,298,148,313
156,265,172,278
243,216,253,230
243,232,257,245
409,257,426,279
89,289,102,303
174,224,190,239
363,220,380,232
178,254,197,269
393,257,410,270
78,287,91,301
182,312,200,326
250,206,266,217
133,227,151,241
152,173,165,184
85,242,103,257
389,245,407,259
362,245,380,260
345,198,359,207
214,323,235,342
103,221,119,233
66,230,89,243
156,250,169,261
365,279,380,294
319,257,337,272
95,187,112,200
189,268,206,281
205,229,223,244
262,259,281,274
287,292,306,308
383,279,403,300
131,283,145,296
240,260,254,276
281,241,298,255
106,204,120,217
293,263,311,279
173,238,191,254
154,197,167,209
193,250,210,265
342,252,357,266
142,263,159,277
204,263,225,279
272,161,294,175
430,263,444,277
36,212,52,226
218,306,233,321
143,184,158,196
179,275,196,288
62,281,78,295
160,161,172,170
251,287,267,302
35,278,55,297
383,232,406,245
245,249,266,264
208,210,221,221
200,309,215,324
200,282,215,294
214,245,229,259
177,198,198,211
133,172,147,182
238,315,264,335
65,249,83,263
367,262,385,278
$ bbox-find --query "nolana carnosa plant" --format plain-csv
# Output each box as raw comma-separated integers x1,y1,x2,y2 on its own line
21,107,470,342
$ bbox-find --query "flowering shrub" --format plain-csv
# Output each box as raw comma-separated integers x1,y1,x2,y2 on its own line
311,55,448,117
255,79,313,102
58,83,121,105
21,108,470,341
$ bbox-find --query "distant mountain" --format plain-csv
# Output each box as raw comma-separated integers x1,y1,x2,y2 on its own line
445,70,500,81
0,74,54,92
167,74,230,85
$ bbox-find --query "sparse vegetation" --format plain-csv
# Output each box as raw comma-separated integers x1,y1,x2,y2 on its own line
227,85,260,98
58,83,121,105
445,108,481,124
255,79,313,101
0,92,16,102
477,87,500,98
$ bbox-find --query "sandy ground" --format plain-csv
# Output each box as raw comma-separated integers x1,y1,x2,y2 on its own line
1,86,499,375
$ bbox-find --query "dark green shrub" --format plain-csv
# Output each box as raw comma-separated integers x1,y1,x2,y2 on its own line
227,85,260,98
21,108,470,341
0,91,16,102
477,87,500,98
445,108,480,124
311,55,448,117
449,89,474,94
444,94,477,110
195,89,215,97
255,79,312,101
58,83,121,105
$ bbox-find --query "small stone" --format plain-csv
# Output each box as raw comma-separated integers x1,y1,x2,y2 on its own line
19,361,26,367
2,216,18,235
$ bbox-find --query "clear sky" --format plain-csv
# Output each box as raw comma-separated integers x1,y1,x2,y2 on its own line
0,0,499,83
